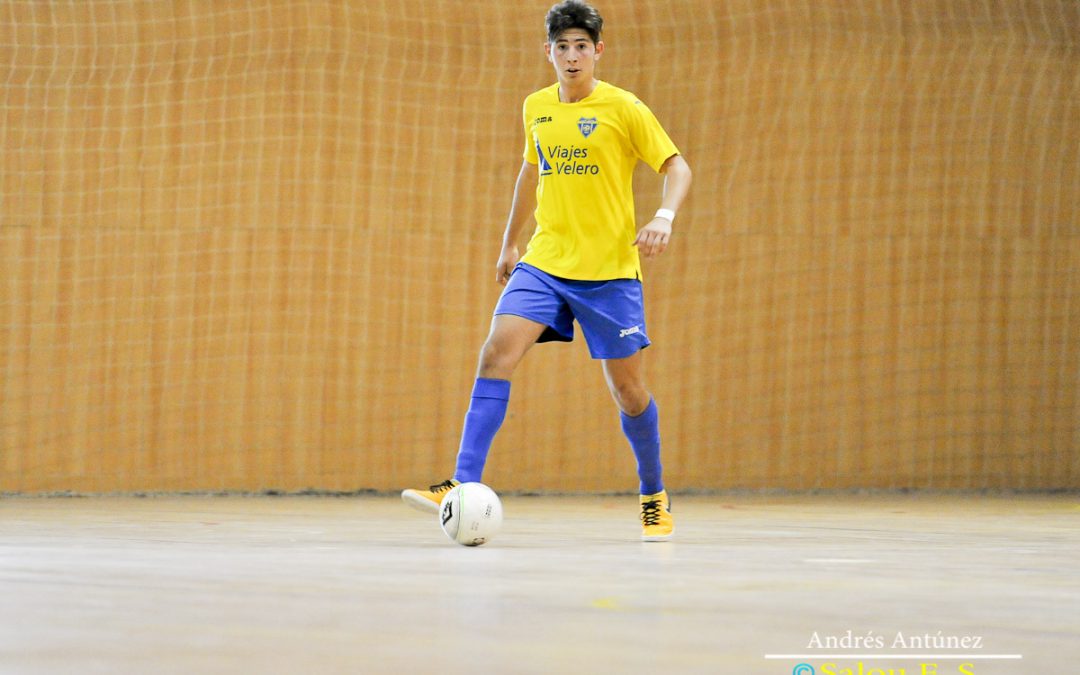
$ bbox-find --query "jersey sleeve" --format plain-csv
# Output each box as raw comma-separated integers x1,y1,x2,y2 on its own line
625,98,679,173
522,99,538,165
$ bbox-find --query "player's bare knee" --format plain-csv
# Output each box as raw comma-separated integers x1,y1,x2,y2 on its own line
609,380,649,416
477,338,518,379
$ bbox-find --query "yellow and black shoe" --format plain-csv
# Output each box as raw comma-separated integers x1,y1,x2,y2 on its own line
401,479,459,514
640,490,674,542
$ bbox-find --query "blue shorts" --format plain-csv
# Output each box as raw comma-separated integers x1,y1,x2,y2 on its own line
494,262,650,360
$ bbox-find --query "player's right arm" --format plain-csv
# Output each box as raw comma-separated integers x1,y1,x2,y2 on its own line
496,160,538,285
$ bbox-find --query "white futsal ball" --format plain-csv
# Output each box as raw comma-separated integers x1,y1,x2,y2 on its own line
439,482,503,547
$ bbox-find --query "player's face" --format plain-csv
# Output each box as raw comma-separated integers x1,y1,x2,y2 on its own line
546,29,603,85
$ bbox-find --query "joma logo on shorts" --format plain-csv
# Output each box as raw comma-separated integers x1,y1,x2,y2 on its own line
619,325,641,338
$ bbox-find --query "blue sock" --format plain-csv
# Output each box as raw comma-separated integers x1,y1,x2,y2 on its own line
452,378,511,483
620,398,664,495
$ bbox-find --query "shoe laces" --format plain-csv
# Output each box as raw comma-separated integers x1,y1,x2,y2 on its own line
429,479,456,493
641,498,664,526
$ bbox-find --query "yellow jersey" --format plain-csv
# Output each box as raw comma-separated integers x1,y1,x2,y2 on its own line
520,81,679,281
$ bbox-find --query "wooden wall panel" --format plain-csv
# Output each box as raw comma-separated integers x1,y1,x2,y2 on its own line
1,1,1077,492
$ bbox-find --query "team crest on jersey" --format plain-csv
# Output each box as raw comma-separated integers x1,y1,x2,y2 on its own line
577,116,598,138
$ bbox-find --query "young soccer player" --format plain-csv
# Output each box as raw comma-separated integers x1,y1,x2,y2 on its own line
403,0,692,541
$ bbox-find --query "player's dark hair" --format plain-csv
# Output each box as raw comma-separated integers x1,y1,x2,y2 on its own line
546,0,603,45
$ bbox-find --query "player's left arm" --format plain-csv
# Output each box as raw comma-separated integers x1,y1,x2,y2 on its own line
634,153,692,259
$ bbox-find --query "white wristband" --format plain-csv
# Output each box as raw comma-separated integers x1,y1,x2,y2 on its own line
654,208,676,223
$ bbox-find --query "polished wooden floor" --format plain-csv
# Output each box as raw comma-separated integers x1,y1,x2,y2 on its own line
2,494,1077,674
